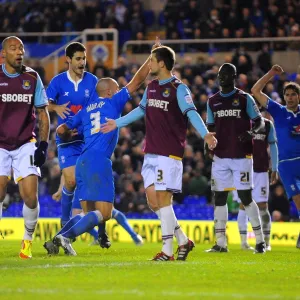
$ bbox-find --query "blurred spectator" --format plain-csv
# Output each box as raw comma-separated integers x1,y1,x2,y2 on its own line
269,184,290,222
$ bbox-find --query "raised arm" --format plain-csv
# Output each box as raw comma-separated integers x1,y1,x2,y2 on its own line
251,65,284,108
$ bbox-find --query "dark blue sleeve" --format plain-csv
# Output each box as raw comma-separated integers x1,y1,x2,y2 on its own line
266,97,285,120
113,87,132,114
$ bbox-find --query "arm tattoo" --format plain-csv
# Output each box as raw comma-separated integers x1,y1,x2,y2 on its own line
36,107,50,142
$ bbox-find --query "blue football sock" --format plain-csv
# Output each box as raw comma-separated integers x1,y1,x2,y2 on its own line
61,186,74,226
62,211,102,239
55,214,82,238
88,228,99,240
98,222,106,236
112,209,137,239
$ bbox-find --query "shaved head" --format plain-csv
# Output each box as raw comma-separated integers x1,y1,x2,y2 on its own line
1,36,23,50
96,78,119,97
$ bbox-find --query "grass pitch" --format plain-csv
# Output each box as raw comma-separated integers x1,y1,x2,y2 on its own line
0,241,299,300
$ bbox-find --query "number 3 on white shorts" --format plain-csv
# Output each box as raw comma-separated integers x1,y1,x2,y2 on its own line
90,111,101,135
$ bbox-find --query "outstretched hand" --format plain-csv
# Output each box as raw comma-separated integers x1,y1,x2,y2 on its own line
204,132,217,150
55,101,71,119
100,118,117,134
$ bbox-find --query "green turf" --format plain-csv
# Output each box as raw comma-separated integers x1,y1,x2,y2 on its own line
0,241,299,300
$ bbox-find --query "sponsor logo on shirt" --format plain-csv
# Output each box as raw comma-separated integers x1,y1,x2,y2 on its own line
0,94,32,104
85,89,90,98
214,109,241,118
0,82,8,86
148,99,169,111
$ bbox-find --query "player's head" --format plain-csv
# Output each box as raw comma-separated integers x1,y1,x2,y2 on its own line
65,42,86,76
150,46,175,76
217,63,237,88
96,78,119,98
283,82,300,110
1,36,24,71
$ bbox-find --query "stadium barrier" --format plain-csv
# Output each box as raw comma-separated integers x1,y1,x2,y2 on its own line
0,218,298,246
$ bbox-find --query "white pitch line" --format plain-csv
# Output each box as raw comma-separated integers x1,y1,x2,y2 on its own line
0,260,298,271
0,288,295,299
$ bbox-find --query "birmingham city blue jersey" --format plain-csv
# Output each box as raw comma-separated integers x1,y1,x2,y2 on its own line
266,98,300,161
47,71,98,146
65,87,131,158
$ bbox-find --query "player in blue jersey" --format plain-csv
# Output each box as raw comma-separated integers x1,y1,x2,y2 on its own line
46,42,99,241
252,64,300,249
45,50,152,255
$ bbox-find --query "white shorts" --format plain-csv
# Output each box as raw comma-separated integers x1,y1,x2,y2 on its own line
232,172,269,204
0,142,40,183
141,154,182,193
211,155,253,191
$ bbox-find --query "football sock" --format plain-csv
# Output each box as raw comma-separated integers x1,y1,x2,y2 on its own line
88,228,99,240
23,203,40,241
112,208,137,239
160,205,176,256
244,201,264,244
237,209,248,244
214,204,228,247
259,207,271,246
61,186,74,226
172,206,188,246
98,222,106,236
62,211,103,239
55,214,82,237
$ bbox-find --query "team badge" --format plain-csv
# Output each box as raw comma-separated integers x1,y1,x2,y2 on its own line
60,156,65,164
232,98,239,106
85,89,90,98
162,88,170,97
22,80,31,90
185,95,193,104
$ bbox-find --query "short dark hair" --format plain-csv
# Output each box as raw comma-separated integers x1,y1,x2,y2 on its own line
151,46,175,71
65,42,86,59
283,82,300,95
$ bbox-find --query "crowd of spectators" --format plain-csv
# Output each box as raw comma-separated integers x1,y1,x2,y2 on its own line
1,0,298,221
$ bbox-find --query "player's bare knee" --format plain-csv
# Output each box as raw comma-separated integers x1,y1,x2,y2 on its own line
214,191,228,206
23,196,38,209
237,189,252,206
64,179,76,191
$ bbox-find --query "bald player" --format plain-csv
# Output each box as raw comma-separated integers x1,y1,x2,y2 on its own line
0,36,50,259
45,50,154,255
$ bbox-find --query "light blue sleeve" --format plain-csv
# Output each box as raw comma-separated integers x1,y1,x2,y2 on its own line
34,74,48,107
269,143,278,171
266,97,284,120
46,76,58,103
246,94,261,120
206,101,214,124
65,110,83,130
113,87,131,114
176,84,196,114
267,121,277,143
115,106,145,128
139,87,148,111
187,110,209,138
